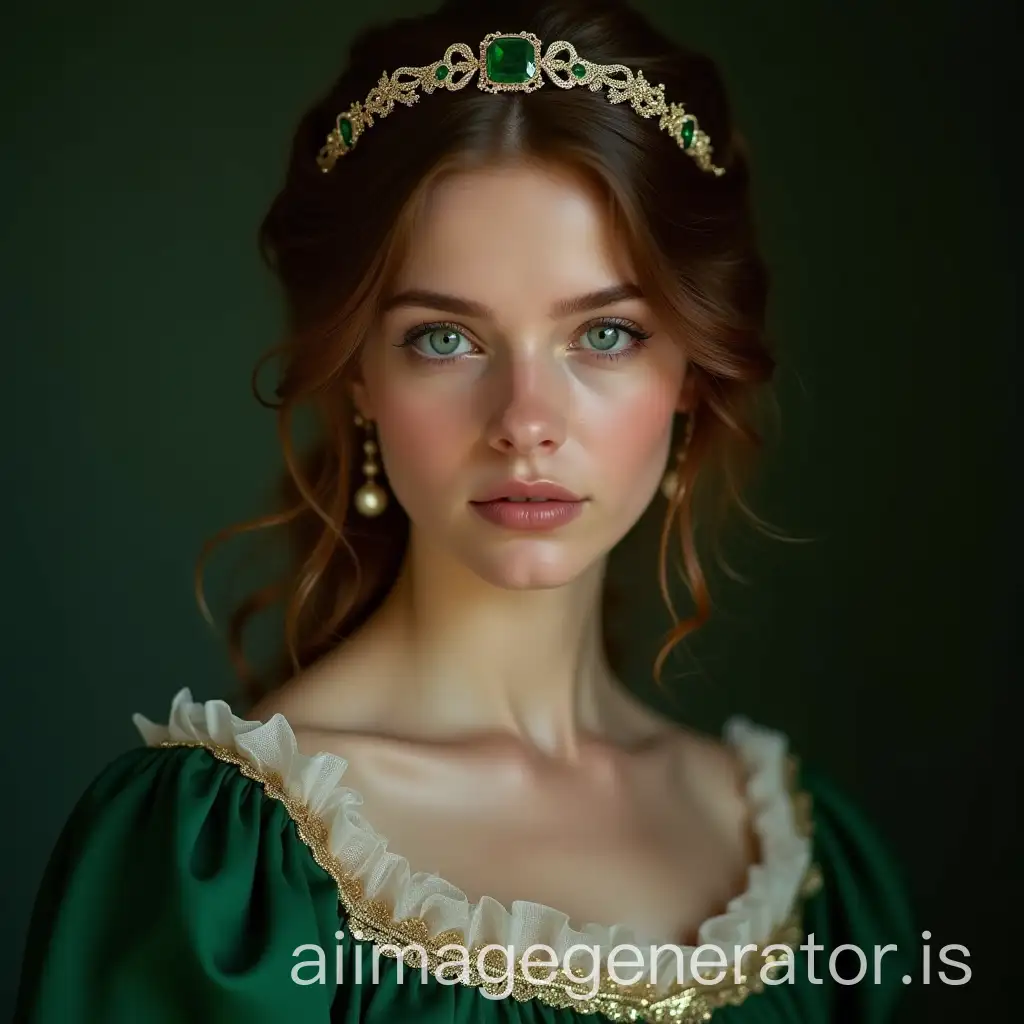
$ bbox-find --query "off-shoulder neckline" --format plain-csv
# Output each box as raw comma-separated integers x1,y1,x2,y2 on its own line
133,687,817,1002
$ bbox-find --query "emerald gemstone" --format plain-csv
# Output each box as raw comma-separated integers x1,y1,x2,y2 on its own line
571,63,586,78
680,118,695,149
435,65,449,81
339,118,353,145
485,36,537,83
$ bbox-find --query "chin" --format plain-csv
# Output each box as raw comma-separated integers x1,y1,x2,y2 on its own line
461,541,594,591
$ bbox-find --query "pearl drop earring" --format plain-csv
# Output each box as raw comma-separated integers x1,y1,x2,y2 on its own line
353,414,388,517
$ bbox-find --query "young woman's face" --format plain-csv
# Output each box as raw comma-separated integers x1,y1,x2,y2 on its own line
355,161,687,590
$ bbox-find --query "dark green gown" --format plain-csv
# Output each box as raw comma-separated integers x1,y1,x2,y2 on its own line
15,689,918,1023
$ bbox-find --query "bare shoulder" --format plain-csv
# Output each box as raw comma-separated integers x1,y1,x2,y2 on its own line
599,682,746,795
643,714,753,843
248,642,392,732
673,726,748,803
247,676,328,730
595,676,752,836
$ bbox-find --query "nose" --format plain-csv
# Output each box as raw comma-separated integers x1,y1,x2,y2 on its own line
484,352,568,456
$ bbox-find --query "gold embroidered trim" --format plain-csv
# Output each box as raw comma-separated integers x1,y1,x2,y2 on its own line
159,739,823,1023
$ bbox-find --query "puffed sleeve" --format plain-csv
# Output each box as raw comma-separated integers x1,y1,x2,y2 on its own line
800,765,921,1022
15,744,342,1023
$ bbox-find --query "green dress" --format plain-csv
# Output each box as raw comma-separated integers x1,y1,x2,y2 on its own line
16,688,918,1023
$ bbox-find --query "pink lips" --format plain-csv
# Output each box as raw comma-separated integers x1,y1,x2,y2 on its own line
469,480,586,531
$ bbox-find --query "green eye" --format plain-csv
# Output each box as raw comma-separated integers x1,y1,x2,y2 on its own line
404,325,472,359
583,325,626,351
575,318,651,358
426,328,463,355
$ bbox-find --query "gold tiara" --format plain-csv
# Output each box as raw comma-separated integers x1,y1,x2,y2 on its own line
317,30,725,176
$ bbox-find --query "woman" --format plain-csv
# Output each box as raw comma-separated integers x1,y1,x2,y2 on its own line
15,0,917,1020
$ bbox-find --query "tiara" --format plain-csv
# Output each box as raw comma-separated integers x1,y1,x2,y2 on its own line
317,30,725,176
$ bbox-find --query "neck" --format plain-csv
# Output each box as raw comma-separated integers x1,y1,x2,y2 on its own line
359,528,622,758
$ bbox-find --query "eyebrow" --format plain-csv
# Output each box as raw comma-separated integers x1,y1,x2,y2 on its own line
379,282,644,319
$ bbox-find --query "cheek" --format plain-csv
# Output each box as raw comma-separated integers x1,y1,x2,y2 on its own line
598,396,675,483
577,366,680,488
372,380,472,498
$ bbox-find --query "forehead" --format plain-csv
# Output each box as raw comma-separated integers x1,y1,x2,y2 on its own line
391,161,638,312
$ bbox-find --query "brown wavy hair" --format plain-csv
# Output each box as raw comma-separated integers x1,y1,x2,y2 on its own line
195,0,776,703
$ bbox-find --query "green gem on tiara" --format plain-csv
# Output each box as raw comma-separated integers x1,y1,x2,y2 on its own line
339,118,354,146
435,65,449,81
571,62,586,78
679,117,695,149
485,36,537,83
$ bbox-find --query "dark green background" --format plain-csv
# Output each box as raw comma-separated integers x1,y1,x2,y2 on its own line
3,1,1016,1020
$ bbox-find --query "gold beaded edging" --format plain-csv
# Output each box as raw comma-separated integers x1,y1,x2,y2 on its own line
317,29,725,177
159,739,821,1023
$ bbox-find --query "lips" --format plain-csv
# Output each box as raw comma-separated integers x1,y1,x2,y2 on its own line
468,480,586,531
469,480,583,503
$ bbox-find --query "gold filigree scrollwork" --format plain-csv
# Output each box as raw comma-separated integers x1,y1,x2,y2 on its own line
363,70,414,119
539,39,584,89
420,43,479,94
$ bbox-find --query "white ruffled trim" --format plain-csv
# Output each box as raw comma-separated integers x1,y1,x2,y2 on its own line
134,688,811,991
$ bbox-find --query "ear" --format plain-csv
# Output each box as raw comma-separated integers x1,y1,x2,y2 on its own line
675,367,697,414
348,364,373,421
